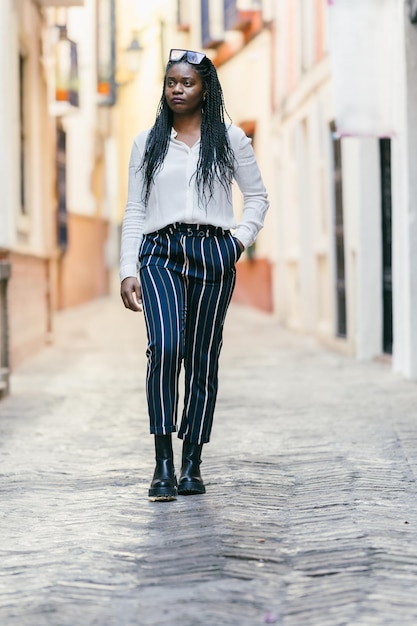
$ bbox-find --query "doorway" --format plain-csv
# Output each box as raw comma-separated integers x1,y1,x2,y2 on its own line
379,138,393,354
331,122,347,338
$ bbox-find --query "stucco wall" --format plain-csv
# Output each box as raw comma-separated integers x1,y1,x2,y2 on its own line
57,213,109,310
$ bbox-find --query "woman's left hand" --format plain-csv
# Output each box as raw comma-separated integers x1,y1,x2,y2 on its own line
235,239,245,253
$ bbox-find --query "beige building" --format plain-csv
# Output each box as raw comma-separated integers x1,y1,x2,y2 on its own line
54,1,113,311
0,0,114,396
0,0,62,394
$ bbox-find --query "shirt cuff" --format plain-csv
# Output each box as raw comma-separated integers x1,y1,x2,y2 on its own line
233,226,253,250
120,265,139,283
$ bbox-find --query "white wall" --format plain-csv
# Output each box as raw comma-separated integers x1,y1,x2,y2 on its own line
391,4,417,379
65,0,97,216
272,0,417,378
0,0,53,256
341,138,382,359
0,1,19,250
273,58,337,339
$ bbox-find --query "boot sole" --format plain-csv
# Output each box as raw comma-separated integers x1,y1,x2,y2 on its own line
178,483,206,496
148,487,178,501
149,494,177,502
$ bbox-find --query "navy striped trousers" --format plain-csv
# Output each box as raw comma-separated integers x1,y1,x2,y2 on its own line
139,222,242,444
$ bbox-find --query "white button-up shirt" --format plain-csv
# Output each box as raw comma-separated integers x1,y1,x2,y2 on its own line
120,124,269,281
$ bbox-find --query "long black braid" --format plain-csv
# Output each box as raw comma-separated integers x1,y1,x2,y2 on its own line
139,54,236,207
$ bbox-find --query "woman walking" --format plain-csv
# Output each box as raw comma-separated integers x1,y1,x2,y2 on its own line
120,49,269,501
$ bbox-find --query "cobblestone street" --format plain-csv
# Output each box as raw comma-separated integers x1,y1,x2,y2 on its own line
1,296,417,626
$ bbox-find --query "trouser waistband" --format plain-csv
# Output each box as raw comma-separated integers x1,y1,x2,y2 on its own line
150,223,228,237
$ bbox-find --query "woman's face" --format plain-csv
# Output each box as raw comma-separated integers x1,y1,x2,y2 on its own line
165,62,205,116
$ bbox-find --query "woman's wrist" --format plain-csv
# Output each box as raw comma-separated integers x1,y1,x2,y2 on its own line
235,238,245,252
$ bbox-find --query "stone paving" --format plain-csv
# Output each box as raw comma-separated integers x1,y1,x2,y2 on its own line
1,295,417,626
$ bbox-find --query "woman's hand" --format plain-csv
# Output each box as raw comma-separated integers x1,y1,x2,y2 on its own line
121,277,142,312
235,238,245,253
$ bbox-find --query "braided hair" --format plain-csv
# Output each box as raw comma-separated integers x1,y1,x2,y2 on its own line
139,53,235,207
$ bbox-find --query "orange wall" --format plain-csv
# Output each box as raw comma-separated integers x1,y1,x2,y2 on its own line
8,252,51,368
233,258,273,312
6,213,110,368
57,213,110,310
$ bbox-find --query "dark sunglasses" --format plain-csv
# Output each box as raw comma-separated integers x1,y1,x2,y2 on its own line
169,49,206,65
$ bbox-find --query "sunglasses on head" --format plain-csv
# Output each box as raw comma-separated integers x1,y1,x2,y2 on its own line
169,49,206,65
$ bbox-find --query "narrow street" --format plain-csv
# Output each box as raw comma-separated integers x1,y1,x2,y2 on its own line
1,296,417,626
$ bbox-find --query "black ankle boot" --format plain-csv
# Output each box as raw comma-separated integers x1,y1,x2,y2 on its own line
178,441,206,495
148,434,178,501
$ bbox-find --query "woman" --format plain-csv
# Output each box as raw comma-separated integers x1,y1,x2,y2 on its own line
120,49,269,501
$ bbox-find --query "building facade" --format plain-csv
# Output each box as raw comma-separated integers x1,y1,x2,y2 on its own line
0,0,118,394
270,0,334,342
3,0,417,393
53,1,114,311
0,0,60,392
271,0,417,380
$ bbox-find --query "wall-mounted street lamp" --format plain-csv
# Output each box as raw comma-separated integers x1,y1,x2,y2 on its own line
115,32,143,88
124,33,142,75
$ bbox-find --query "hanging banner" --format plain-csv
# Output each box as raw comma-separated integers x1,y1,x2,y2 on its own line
328,0,399,137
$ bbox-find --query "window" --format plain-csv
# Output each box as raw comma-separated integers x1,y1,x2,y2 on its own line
177,0,190,30
224,0,238,30
201,0,225,48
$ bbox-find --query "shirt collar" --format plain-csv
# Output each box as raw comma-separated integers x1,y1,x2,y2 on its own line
170,127,201,148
